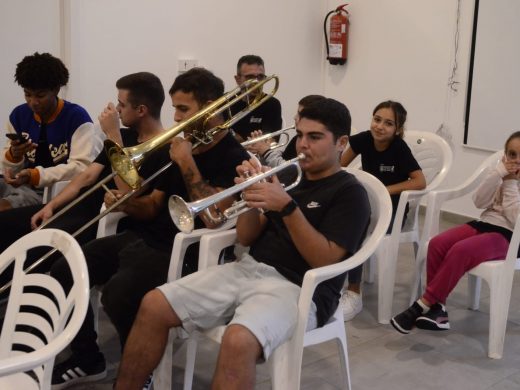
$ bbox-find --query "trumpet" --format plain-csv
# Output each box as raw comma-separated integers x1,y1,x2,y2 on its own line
241,125,294,151
169,153,305,233
0,76,280,295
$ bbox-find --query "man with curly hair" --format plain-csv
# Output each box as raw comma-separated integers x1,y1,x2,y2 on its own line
1,52,100,210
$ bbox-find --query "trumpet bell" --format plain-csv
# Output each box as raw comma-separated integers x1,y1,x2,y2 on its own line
169,195,195,233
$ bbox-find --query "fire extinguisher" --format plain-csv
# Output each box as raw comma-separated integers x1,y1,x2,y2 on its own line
324,4,350,65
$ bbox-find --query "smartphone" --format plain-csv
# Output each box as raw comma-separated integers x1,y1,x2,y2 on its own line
6,133,28,143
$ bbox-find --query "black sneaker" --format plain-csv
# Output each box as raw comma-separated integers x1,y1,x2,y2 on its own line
416,303,450,331
51,352,107,389
390,302,424,334
143,374,154,390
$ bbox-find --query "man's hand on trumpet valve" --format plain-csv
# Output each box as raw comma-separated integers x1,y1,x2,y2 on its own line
235,159,292,213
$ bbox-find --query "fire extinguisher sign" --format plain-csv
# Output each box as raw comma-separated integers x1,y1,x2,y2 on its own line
329,44,343,58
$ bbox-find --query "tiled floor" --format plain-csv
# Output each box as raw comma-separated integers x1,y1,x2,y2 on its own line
67,215,520,389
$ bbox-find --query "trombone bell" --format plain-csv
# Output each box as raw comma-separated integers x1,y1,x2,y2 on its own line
105,140,142,189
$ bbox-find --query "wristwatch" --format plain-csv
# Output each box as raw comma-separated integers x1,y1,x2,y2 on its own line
279,199,298,217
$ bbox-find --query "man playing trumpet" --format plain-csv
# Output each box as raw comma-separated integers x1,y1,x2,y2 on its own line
114,98,371,390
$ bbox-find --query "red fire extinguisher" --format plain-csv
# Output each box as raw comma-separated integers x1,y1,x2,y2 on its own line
324,4,350,65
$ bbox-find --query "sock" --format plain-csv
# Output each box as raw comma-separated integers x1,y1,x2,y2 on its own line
416,299,429,313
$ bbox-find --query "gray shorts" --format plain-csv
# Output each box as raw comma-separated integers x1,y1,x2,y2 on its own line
158,253,317,360
0,179,42,208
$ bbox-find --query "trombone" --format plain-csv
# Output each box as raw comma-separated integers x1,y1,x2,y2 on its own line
106,75,280,189
241,125,294,152
169,153,305,233
39,75,279,231
0,76,279,295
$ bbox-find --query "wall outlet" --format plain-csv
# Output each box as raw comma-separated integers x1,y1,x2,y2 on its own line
178,59,198,74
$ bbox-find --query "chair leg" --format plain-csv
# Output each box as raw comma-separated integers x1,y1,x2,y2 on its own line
377,239,397,324
335,322,351,390
467,275,482,310
153,329,177,390
409,256,425,306
270,341,300,390
487,280,513,359
182,335,198,390
364,254,375,284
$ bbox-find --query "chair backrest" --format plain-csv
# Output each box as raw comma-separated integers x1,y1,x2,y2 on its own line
312,168,393,275
42,181,70,204
345,168,392,245
422,150,502,242
0,229,89,388
404,130,453,190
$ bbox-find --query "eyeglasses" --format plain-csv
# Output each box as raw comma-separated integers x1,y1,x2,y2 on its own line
240,73,267,81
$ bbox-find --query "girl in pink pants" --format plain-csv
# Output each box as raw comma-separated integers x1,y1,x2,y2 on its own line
391,131,520,334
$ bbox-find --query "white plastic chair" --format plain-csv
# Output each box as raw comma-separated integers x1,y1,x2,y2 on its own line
411,151,518,359
89,205,127,332
363,130,453,324
0,229,89,389
95,204,127,238
42,181,70,204
154,168,392,390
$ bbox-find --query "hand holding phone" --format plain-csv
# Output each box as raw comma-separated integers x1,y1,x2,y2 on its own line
6,133,28,144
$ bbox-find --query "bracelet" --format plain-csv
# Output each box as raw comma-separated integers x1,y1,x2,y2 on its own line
279,199,298,217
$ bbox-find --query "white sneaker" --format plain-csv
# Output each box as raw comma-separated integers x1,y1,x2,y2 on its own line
340,290,362,321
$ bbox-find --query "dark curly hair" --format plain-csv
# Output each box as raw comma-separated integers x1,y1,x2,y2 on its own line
169,67,224,107
14,52,69,90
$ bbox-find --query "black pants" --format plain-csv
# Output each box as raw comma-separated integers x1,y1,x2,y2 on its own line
0,204,99,297
50,230,171,354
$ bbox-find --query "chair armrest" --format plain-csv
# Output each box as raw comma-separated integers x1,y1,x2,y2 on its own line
96,204,127,238
42,180,70,204
198,228,239,270
167,219,237,281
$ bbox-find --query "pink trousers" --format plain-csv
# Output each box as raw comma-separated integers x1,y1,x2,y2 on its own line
424,223,510,305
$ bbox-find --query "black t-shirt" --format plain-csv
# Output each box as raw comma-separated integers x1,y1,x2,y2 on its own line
230,96,282,140
349,130,421,212
250,170,371,326
129,132,249,251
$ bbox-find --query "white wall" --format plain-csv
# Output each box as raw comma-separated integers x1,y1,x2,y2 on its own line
64,0,325,131
323,0,494,218
2,0,512,218
0,0,61,150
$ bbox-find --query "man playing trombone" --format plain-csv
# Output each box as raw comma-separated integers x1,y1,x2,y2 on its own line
48,68,249,389
114,98,371,390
